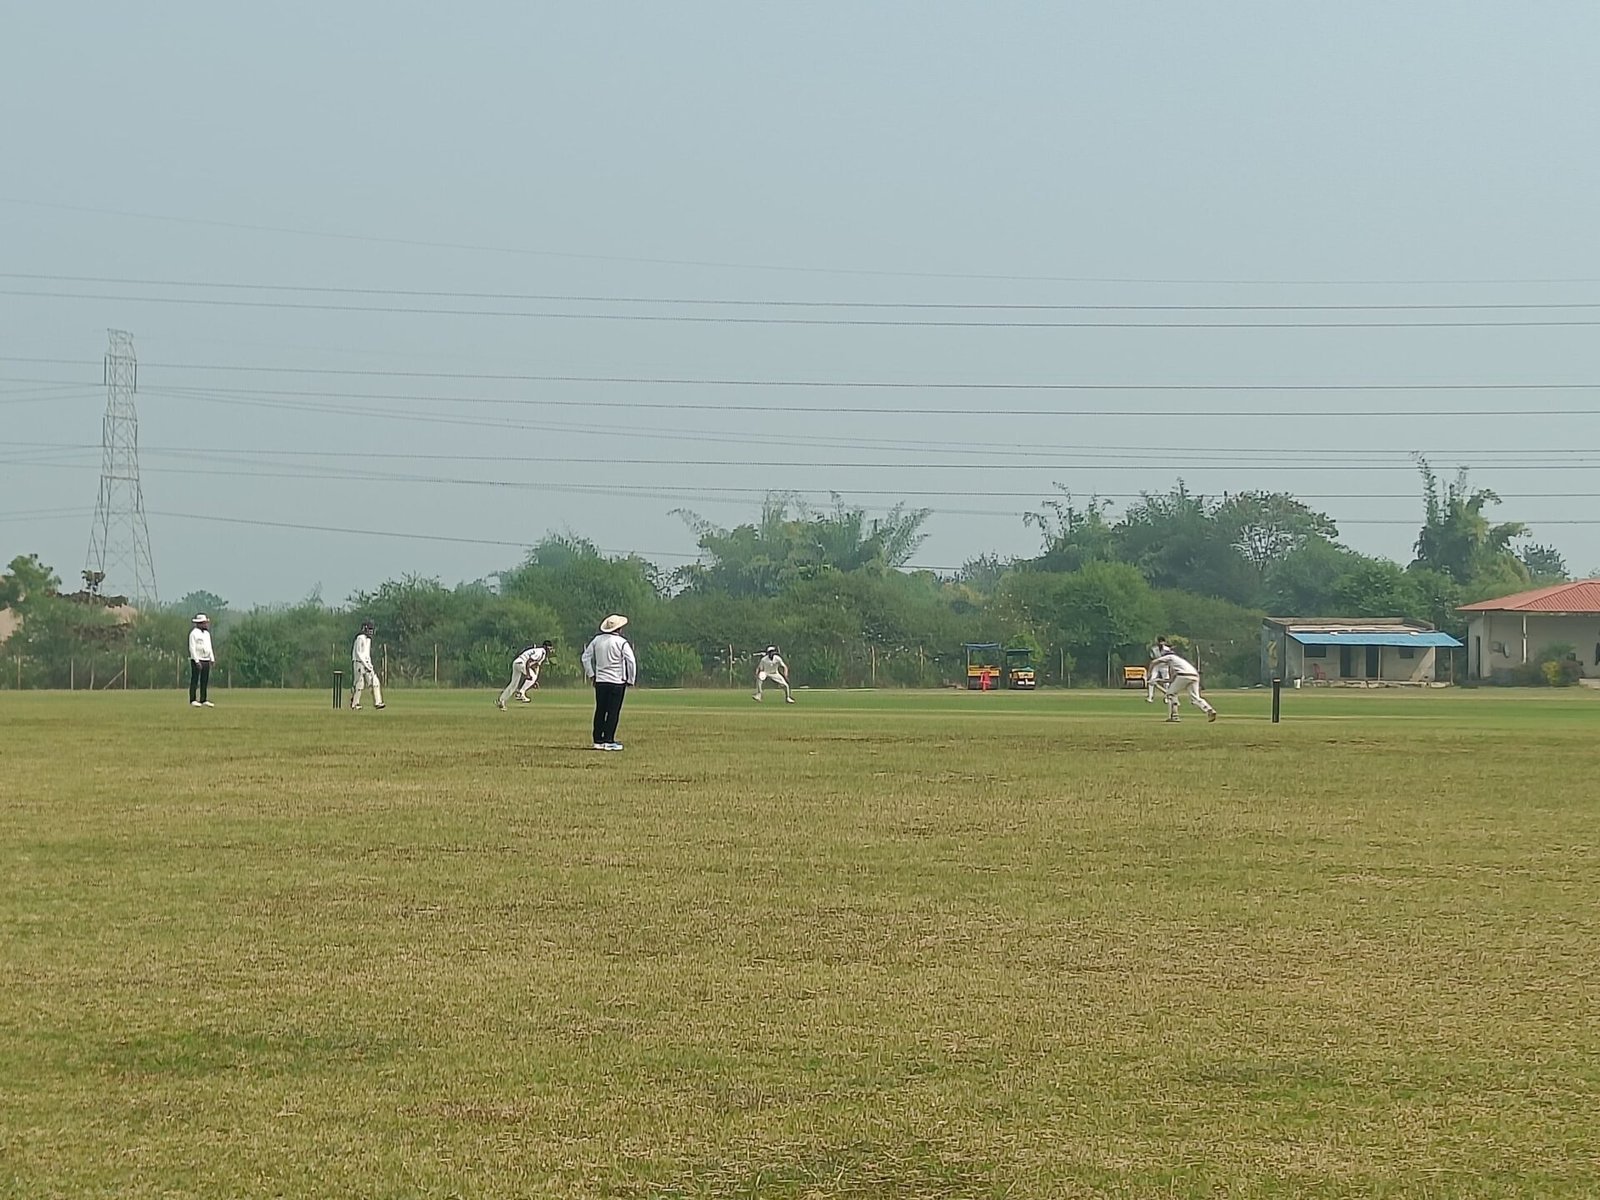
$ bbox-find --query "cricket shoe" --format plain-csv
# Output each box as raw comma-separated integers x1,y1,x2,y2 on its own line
604,743,624,752
374,704,385,709
518,696,532,703
592,742,607,750
785,697,795,704
1207,711,1218,722
350,704,361,710
190,701,202,707
202,701,215,707
1165,716,1180,723
496,698,506,710
752,694,762,701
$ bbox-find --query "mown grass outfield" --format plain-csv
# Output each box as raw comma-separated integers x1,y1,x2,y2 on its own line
2,686,1598,1198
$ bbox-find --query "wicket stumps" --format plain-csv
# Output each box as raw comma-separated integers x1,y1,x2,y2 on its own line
333,670,343,710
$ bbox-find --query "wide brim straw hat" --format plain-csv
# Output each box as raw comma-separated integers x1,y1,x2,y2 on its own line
600,614,628,633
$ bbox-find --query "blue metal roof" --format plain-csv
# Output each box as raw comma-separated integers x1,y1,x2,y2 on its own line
1290,631,1462,648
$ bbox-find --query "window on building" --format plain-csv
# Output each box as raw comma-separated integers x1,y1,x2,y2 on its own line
1398,647,1416,660
1303,645,1328,658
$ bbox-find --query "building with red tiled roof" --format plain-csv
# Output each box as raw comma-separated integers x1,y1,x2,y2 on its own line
1458,580,1600,681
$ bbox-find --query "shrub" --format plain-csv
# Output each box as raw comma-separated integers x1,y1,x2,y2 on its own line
798,648,844,688
457,644,508,687
642,642,702,687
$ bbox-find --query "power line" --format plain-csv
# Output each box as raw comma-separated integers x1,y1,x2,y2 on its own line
131,508,1600,587
146,382,1600,421
8,356,1600,392
11,438,1600,467
10,441,1600,494
8,272,1600,312
146,509,696,559
19,455,1600,501
13,287,1600,328
6,195,1599,287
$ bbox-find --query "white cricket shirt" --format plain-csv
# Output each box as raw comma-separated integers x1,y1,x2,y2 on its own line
582,632,636,685
188,628,215,662
1150,651,1199,678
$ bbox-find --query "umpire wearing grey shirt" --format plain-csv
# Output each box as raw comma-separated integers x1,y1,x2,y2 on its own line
581,614,637,751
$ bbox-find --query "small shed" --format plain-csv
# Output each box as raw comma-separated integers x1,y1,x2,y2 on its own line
1261,617,1461,686
1458,580,1600,680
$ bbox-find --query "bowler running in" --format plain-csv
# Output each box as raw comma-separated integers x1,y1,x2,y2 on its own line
1149,647,1217,722
498,640,553,710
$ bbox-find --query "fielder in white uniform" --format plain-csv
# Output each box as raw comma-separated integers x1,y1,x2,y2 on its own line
1149,649,1216,722
1147,638,1173,702
753,646,794,702
351,620,385,710
498,640,553,710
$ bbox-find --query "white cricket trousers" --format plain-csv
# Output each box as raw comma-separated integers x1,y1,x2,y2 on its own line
499,663,533,706
353,663,382,707
1165,673,1213,717
1147,669,1170,702
755,670,791,699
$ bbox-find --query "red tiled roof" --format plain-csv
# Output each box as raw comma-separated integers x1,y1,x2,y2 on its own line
1458,580,1600,613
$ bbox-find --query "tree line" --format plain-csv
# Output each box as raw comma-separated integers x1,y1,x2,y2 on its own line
0,462,1570,690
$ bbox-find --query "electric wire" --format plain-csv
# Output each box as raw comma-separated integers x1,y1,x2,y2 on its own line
14,287,1600,328
8,355,1600,393
8,272,1600,312
142,382,1600,421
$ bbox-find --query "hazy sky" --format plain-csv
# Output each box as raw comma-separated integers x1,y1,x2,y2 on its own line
4,3,1599,607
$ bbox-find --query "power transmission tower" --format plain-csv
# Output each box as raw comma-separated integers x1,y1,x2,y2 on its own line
85,329,158,606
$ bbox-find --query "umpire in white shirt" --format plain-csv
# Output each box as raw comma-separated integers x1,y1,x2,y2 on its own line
581,614,636,751
187,613,215,707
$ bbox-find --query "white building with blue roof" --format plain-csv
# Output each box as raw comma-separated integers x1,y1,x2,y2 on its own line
1261,617,1463,686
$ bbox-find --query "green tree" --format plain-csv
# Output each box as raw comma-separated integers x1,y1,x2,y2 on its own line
1519,543,1568,585
1412,459,1529,584
1,553,61,612
1025,488,1116,573
674,494,930,597
1329,559,1418,618
1264,538,1363,615
499,536,662,650
1216,491,1339,582
170,590,228,620
1112,484,1259,606
998,561,1161,680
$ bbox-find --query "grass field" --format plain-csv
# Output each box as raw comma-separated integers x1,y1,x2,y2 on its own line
3,686,1599,1198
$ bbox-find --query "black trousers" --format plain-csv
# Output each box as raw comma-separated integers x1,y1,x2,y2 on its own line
189,659,211,703
592,681,628,744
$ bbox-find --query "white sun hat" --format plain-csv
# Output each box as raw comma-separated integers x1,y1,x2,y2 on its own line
192,613,209,623
600,614,628,633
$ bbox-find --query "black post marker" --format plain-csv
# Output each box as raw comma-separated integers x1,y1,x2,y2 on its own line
1271,678,1282,724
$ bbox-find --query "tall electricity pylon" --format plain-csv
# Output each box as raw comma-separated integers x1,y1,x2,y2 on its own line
85,329,158,606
